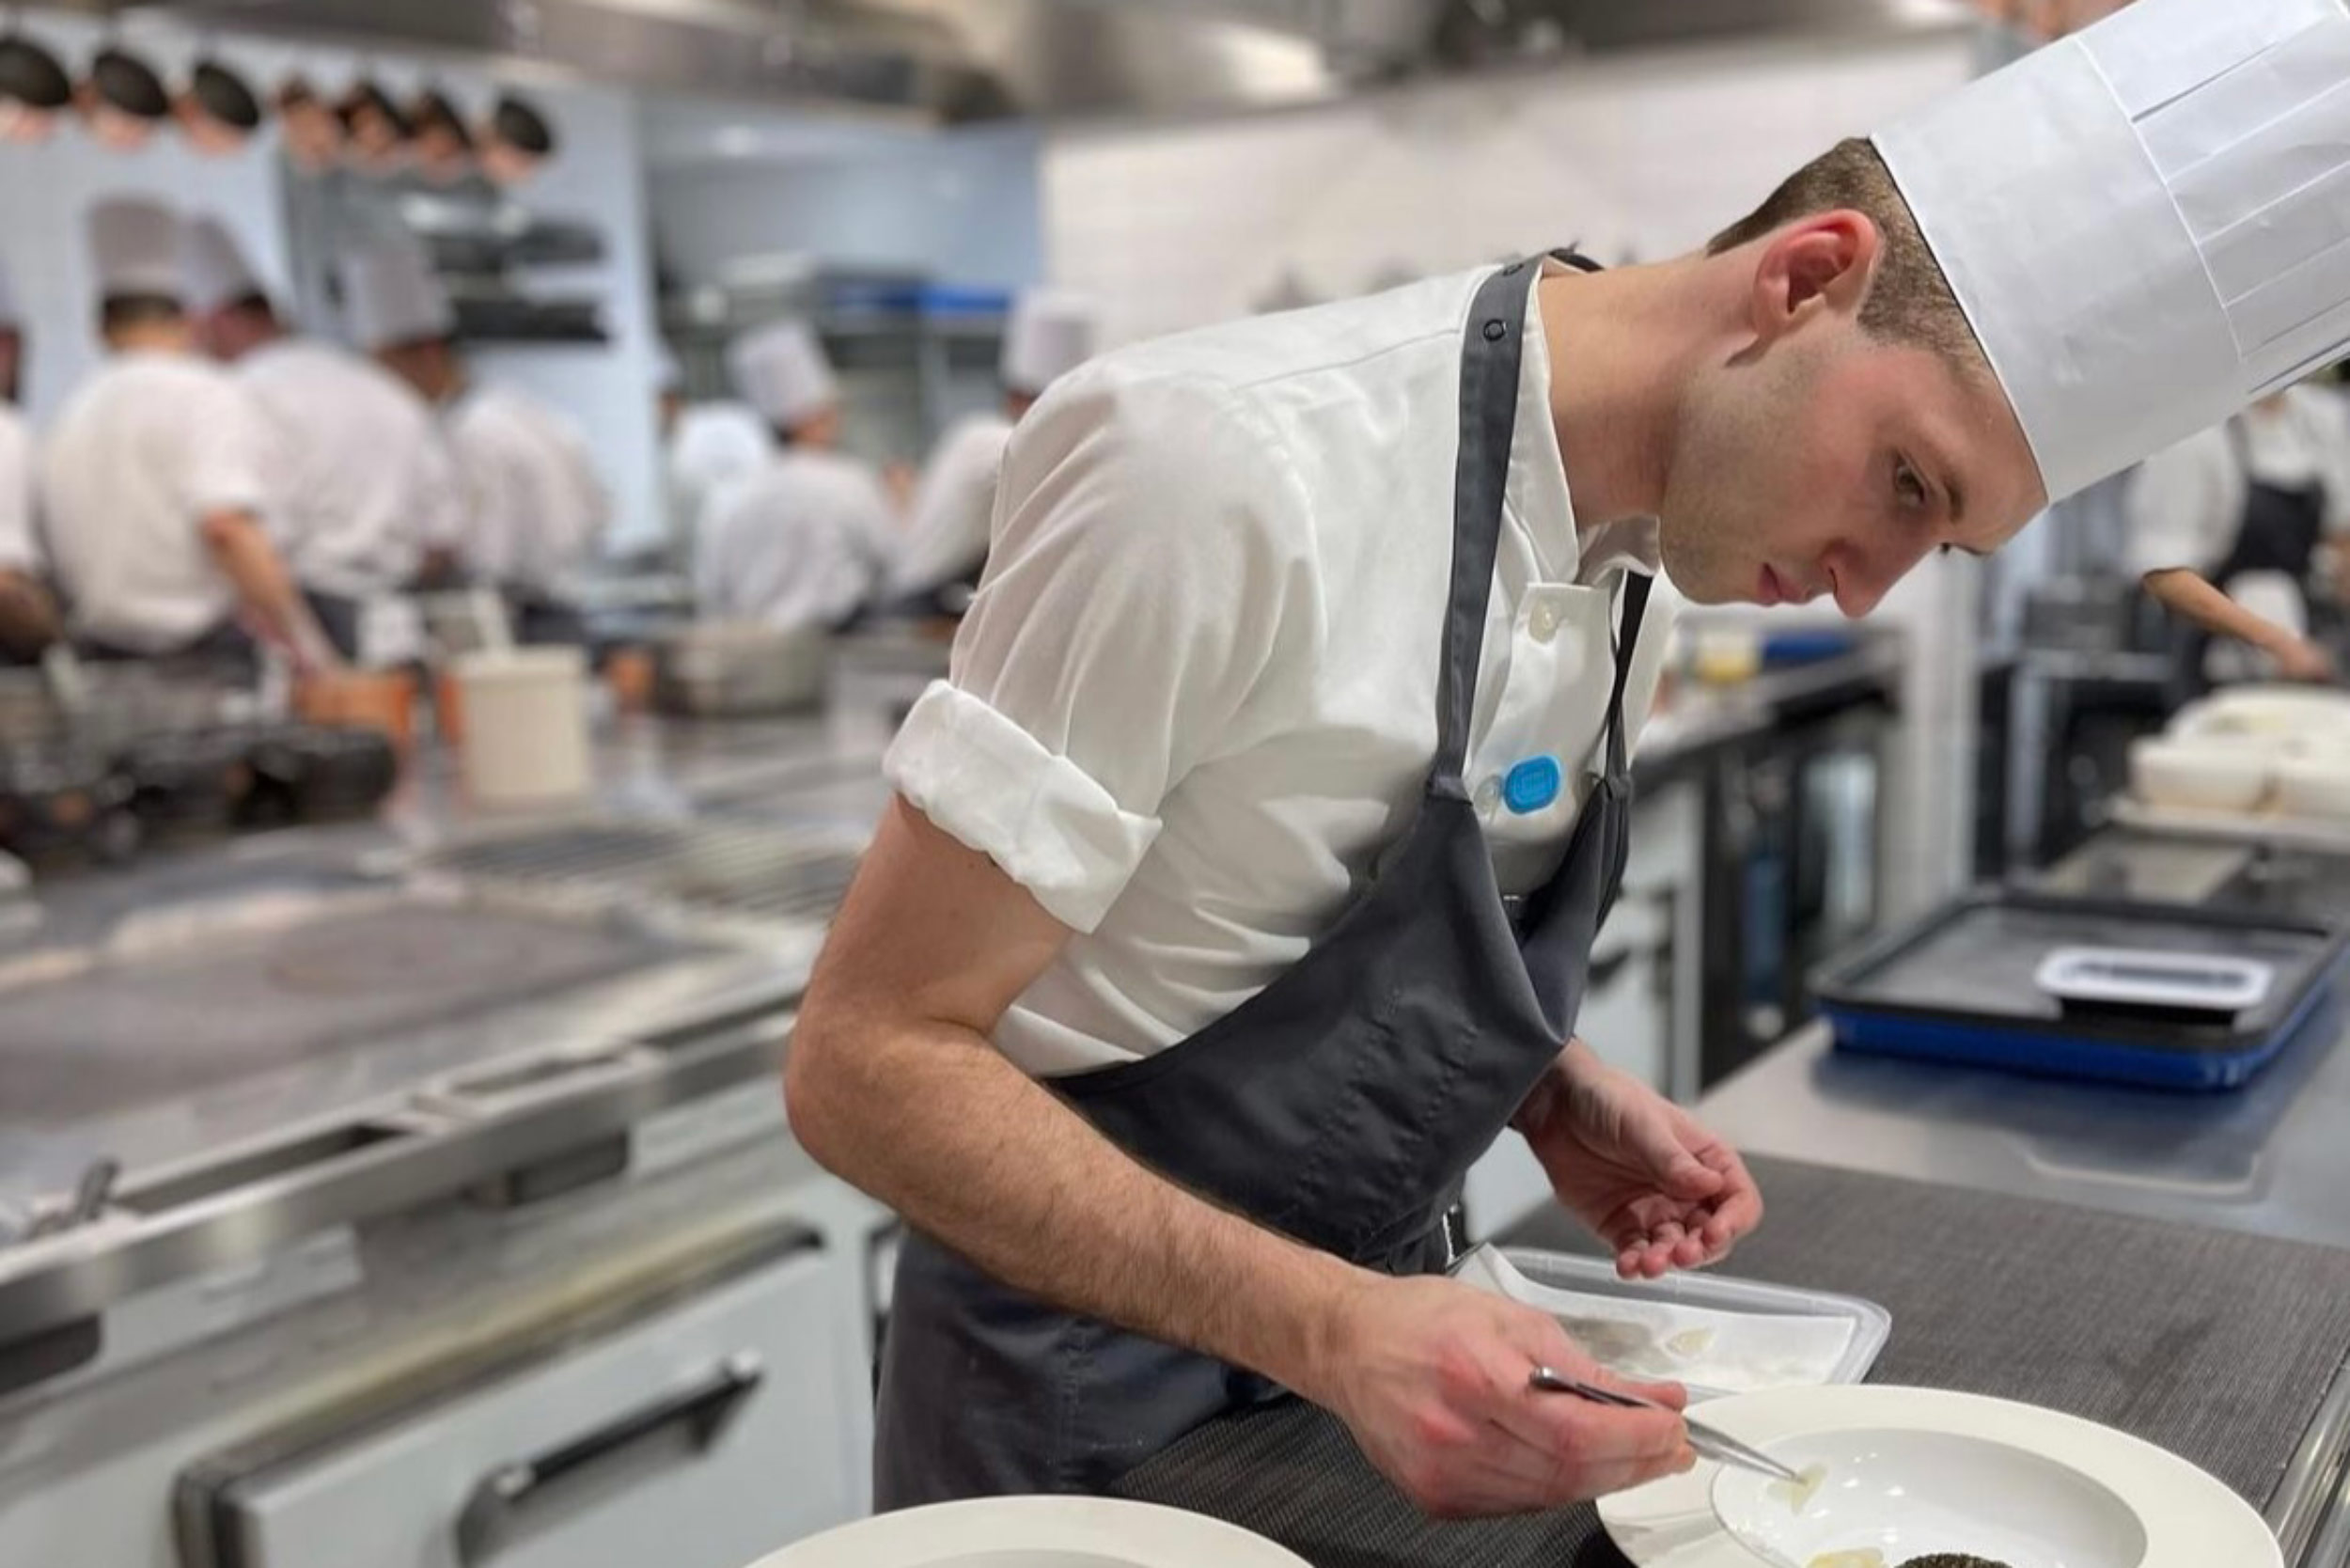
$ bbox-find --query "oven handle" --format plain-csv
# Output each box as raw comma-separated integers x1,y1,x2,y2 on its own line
454,1351,766,1566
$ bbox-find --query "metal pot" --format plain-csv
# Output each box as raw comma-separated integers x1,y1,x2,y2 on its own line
650,622,831,718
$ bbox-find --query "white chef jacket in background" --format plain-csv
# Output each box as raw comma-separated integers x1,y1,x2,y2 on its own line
696,448,900,631
886,261,1677,1078
890,412,1012,600
40,351,274,651
2124,385,2350,578
666,400,773,560
0,407,37,574
239,338,462,600
447,384,610,598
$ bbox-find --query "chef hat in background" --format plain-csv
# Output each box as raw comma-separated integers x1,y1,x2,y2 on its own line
728,320,837,431
86,196,183,300
1001,290,1099,396
181,213,263,316
340,238,454,352
1875,0,2350,504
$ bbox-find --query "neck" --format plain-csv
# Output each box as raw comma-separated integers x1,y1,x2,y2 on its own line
1538,258,1707,530
109,321,191,356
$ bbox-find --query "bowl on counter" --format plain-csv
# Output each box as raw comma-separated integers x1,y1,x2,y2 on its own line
1711,1427,2147,1568
2127,738,2271,813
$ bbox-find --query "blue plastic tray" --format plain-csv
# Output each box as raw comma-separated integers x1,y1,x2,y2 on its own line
1816,889,2349,1091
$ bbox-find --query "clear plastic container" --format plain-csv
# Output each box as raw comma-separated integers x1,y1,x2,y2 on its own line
1457,1244,1892,1403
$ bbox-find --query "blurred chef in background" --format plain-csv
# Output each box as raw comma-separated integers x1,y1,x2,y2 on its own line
696,319,897,632
344,238,608,643
2127,380,2350,687
0,259,59,664
41,197,334,674
887,290,1099,618
184,213,462,664
656,349,771,576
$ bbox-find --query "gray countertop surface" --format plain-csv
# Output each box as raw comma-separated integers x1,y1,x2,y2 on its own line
1700,829,2350,1253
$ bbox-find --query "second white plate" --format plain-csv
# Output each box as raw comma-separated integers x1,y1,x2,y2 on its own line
1597,1385,2280,1568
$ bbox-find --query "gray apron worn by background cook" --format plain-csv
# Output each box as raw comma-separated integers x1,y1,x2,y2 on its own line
873,255,1653,1509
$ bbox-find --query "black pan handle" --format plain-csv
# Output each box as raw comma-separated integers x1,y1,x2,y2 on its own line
453,1351,764,1565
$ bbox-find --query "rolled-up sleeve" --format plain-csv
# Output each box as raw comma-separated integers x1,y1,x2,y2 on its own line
886,368,1314,933
2125,427,2237,578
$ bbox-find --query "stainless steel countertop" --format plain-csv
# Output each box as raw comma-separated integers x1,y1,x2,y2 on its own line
1700,831,2350,1252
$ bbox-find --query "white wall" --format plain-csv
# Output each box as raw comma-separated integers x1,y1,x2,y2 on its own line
1042,30,1976,351
466,82,666,557
0,15,290,427
0,11,666,555
649,123,1044,291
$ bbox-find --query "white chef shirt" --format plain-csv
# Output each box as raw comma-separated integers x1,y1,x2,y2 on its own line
696,447,900,631
2125,384,2350,577
40,352,274,652
890,412,1011,598
886,261,1677,1077
447,385,610,598
238,338,462,600
0,407,37,574
666,400,773,563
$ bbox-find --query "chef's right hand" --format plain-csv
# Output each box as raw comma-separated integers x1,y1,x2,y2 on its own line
1308,1273,1696,1518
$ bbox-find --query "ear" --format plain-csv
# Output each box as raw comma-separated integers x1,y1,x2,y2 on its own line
1748,211,1880,344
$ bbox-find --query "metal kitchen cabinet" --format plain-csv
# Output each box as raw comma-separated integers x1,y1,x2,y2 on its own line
175,1224,854,1568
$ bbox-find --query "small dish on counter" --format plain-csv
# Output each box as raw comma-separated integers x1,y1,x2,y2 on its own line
2126,738,2272,813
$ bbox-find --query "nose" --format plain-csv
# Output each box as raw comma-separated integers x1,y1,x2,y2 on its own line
1826,535,1934,619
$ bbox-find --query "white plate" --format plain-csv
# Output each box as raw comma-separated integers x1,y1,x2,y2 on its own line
1598,1386,2280,1568
755,1497,1314,1568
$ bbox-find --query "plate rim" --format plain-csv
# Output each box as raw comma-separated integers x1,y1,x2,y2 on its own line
1596,1384,2281,1568
755,1494,1316,1568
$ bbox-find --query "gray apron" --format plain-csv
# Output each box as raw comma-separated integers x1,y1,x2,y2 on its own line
873,255,1652,1508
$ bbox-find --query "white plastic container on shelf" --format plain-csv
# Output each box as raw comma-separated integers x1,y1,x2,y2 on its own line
452,647,593,807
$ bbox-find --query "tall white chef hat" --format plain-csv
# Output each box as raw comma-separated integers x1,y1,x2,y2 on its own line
87,196,183,301
728,320,837,431
1001,289,1099,396
1875,0,2350,504
340,238,455,352
181,213,264,316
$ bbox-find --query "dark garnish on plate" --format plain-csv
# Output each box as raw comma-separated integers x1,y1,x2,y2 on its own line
1900,1556,2014,1568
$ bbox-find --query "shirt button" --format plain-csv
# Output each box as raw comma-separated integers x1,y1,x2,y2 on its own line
1474,776,1503,817
1529,601,1561,642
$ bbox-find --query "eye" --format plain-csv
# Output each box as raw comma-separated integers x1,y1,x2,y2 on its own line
1893,456,1930,511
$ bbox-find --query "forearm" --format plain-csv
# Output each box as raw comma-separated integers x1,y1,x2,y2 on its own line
786,1008,1362,1400
202,512,335,666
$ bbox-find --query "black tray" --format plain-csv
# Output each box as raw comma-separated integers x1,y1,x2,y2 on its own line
1814,888,2349,1090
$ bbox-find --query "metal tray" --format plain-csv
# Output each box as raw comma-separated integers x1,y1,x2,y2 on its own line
1816,888,2350,1091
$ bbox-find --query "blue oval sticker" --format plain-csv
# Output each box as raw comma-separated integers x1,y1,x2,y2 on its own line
1503,755,1562,814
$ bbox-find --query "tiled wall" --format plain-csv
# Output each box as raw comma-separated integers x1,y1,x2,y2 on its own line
1042,29,1977,352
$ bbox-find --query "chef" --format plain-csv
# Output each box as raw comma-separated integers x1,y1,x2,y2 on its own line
786,0,2350,1520
184,213,462,663
657,345,772,576
695,320,897,631
0,258,57,664
342,239,609,643
887,290,1099,616
2126,383,2350,686
41,197,333,673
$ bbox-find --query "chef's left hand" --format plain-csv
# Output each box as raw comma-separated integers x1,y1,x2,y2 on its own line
1516,1041,1763,1281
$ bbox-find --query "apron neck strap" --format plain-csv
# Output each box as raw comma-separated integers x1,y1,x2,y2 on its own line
1602,572,1653,779
1432,259,1543,793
